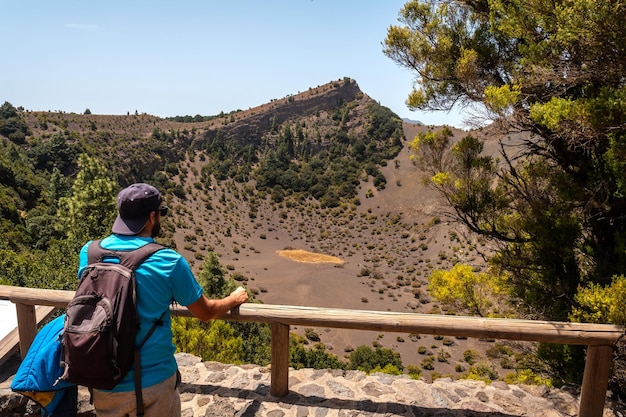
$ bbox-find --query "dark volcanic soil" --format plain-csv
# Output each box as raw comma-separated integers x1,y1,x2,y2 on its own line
166,122,513,381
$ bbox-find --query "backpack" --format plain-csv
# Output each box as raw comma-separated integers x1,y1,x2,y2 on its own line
11,314,77,417
61,240,166,415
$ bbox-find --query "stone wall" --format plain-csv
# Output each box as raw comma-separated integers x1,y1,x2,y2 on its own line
1,353,623,416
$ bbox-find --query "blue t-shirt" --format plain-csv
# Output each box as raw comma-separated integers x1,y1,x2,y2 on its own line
78,235,204,392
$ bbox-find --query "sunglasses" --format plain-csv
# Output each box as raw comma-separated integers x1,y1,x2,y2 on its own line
156,206,168,216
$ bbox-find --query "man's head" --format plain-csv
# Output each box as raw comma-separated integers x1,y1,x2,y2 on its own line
112,183,166,236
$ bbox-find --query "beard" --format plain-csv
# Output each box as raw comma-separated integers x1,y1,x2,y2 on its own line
151,218,161,238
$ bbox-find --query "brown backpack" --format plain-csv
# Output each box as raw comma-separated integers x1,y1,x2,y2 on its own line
61,240,165,415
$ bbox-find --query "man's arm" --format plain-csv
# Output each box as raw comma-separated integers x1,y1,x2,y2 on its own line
186,286,248,322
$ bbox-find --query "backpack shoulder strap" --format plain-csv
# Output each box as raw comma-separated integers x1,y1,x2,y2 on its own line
120,242,166,271
86,239,108,264
86,240,166,271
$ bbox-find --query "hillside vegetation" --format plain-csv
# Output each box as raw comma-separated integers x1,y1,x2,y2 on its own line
0,78,558,387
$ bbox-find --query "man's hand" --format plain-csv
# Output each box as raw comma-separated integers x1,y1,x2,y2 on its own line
188,286,249,321
230,286,249,305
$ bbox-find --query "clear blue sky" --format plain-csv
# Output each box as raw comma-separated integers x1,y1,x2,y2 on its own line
1,1,465,128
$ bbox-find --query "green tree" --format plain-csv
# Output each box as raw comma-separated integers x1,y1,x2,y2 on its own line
385,0,626,389
385,0,626,318
28,133,80,174
201,320,245,364
58,154,118,246
197,252,237,299
174,254,273,365
0,101,30,142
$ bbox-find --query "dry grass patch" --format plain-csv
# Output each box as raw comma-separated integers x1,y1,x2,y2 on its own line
277,249,343,264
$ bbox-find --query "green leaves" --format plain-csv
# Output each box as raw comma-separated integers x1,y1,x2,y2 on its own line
0,102,30,142
571,275,626,325
483,84,520,117
384,0,506,111
58,154,118,246
347,345,403,374
391,0,626,316
428,263,511,317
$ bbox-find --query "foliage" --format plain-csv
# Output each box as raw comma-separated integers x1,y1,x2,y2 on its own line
370,363,403,375
502,369,553,387
428,264,510,317
571,275,626,325
289,335,346,370
251,101,402,207
197,252,238,299
230,320,271,366
27,133,81,174
347,345,403,374
167,113,221,123
171,316,245,363
58,154,118,246
0,102,30,143
535,343,585,387
406,364,423,380
388,0,626,315
463,362,499,383
0,137,51,250
0,146,112,291
386,0,626,393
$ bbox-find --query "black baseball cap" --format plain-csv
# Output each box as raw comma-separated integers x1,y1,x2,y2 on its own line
111,183,163,235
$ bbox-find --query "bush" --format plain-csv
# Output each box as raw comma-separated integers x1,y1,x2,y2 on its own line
421,356,435,370
407,365,423,380
304,328,321,342
348,345,403,373
463,349,480,365
465,363,499,382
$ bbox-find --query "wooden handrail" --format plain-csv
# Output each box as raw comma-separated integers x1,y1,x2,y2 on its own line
1,284,623,417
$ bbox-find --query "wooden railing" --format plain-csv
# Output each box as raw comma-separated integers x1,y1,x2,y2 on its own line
1,284,623,417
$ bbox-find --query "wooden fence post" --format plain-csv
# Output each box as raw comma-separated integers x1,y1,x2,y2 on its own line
15,303,37,358
270,322,290,397
579,345,614,417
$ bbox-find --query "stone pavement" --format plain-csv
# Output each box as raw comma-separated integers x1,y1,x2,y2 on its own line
1,353,624,416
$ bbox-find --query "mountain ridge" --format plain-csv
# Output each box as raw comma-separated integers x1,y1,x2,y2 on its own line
2,78,509,381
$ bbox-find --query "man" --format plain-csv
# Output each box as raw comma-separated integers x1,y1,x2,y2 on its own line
78,183,248,417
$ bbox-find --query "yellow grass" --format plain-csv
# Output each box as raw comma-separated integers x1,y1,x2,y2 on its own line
276,249,343,264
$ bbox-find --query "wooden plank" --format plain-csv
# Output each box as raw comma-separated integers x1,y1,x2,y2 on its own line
579,345,614,417
270,323,290,397
223,304,624,346
0,305,56,366
1,285,74,308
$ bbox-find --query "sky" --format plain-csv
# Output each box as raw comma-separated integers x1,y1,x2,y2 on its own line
1,1,466,128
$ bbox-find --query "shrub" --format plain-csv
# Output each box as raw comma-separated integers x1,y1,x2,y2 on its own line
465,363,499,383
407,365,423,380
437,349,451,363
463,349,480,365
421,356,435,370
347,345,403,373
503,369,553,386
304,328,321,342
